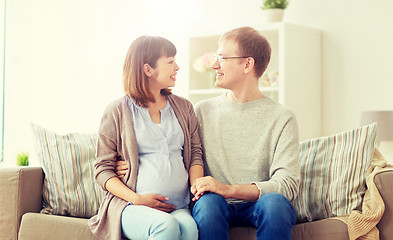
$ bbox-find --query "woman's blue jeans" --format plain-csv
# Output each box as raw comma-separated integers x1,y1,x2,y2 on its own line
192,192,296,240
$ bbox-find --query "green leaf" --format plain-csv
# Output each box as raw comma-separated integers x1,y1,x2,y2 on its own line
262,0,289,9
16,152,29,166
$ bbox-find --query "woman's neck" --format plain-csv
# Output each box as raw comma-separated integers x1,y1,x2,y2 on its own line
147,91,167,124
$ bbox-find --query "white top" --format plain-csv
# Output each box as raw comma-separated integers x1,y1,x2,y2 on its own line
127,97,189,209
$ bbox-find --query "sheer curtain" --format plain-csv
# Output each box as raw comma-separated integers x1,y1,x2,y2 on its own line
0,0,6,164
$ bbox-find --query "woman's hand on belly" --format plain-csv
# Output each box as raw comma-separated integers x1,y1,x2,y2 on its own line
131,193,176,213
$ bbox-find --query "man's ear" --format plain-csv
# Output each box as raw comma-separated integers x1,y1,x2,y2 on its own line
144,63,154,77
244,57,255,74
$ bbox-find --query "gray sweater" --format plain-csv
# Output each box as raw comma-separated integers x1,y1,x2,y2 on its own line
88,95,203,240
195,93,300,203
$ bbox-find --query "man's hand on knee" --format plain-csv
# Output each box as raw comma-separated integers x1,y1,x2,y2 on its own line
193,176,230,199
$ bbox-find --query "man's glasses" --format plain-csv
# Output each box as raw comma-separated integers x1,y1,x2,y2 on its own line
214,54,251,63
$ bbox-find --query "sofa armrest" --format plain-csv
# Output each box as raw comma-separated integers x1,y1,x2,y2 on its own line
375,170,393,240
0,167,44,240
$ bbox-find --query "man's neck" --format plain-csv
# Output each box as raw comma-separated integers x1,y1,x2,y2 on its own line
227,85,264,103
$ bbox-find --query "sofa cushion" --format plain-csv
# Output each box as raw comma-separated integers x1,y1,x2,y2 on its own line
375,170,393,240
0,167,43,240
294,123,377,222
31,124,104,218
18,213,97,240
228,218,349,240
18,213,349,240
291,218,349,240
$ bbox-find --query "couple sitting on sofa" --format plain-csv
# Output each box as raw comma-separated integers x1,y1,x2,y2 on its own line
88,26,300,240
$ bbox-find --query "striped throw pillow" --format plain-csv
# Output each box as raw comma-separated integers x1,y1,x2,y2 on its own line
294,123,377,222
31,124,104,218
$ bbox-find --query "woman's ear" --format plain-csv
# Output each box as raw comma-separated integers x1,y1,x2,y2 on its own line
143,63,154,77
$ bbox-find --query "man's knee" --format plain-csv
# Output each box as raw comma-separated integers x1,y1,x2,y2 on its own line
192,193,228,222
255,193,296,224
192,193,229,238
257,192,289,206
194,192,225,209
198,192,226,203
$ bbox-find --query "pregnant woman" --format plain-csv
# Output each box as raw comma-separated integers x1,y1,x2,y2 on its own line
88,35,204,240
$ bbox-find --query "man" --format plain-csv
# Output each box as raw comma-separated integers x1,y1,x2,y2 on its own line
116,27,300,240
190,26,299,240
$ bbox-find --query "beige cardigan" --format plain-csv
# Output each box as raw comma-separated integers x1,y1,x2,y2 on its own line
88,95,203,240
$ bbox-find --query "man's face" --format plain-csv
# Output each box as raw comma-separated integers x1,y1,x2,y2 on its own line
212,39,246,90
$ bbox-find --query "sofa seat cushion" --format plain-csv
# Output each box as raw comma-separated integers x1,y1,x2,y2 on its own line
292,218,349,240
18,212,349,240
18,213,97,240
227,218,349,240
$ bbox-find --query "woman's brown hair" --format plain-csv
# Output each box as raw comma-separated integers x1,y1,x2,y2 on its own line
123,36,176,108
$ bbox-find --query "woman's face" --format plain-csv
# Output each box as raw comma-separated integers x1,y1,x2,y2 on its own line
148,55,179,91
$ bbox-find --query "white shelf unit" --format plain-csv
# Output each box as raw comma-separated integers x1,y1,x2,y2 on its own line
187,23,321,141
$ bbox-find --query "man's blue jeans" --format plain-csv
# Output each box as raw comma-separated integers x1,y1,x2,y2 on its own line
192,192,296,240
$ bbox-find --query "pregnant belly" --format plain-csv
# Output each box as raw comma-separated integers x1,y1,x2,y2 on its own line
135,160,190,209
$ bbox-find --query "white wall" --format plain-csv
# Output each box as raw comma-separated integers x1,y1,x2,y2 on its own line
1,0,195,166
188,0,393,135
286,0,393,134
287,0,393,161
2,0,393,165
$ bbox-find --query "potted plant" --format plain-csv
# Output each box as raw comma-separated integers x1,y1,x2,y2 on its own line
261,0,289,22
16,152,29,166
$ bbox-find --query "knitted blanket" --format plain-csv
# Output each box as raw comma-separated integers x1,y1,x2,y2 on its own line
336,149,393,240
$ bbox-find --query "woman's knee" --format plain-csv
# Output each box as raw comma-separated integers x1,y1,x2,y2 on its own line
179,219,198,240
121,206,181,239
155,215,180,232
171,209,198,240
